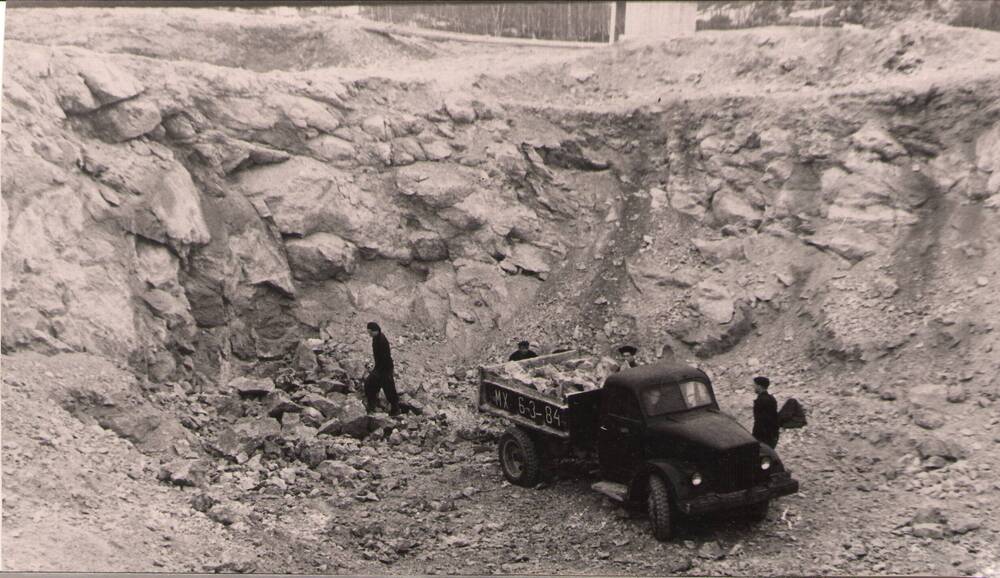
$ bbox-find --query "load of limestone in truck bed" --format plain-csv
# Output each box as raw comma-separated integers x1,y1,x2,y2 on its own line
498,354,621,400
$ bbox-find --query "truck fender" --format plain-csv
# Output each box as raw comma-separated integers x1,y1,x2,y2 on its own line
628,461,688,504
758,443,786,472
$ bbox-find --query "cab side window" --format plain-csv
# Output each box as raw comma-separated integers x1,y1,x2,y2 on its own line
607,388,642,421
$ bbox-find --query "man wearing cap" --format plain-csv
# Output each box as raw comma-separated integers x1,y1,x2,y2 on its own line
752,376,779,449
365,321,400,416
508,340,538,362
617,344,639,369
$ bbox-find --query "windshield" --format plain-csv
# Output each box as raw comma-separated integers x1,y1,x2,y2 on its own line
641,380,713,416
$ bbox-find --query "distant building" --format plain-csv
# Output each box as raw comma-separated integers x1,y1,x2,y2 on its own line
614,1,697,41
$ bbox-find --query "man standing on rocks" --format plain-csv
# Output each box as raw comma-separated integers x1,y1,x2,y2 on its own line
752,376,779,449
508,340,538,362
365,322,400,416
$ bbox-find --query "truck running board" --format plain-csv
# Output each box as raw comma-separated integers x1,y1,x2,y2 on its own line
591,481,629,503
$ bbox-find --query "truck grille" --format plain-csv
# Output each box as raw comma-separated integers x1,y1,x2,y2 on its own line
716,444,759,492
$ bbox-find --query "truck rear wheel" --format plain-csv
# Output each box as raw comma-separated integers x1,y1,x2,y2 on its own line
498,427,542,487
647,474,674,541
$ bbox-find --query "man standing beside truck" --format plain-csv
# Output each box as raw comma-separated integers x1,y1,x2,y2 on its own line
752,376,779,449
365,321,400,416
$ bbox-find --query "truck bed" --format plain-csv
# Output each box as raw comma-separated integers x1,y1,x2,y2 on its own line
478,350,603,445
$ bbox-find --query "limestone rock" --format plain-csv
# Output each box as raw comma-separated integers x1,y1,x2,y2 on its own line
308,135,356,162
237,157,379,238
850,121,906,160
92,98,162,142
300,393,342,418
158,458,211,487
712,189,763,227
299,407,326,428
395,162,482,209
231,376,275,397
214,417,281,460
285,233,358,281
317,460,359,482
916,437,965,461
443,95,476,123
410,235,450,262
421,140,453,161
507,244,551,277
804,227,880,263
695,281,736,324
266,391,304,419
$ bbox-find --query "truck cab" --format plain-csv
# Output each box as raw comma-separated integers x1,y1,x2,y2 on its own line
595,364,798,539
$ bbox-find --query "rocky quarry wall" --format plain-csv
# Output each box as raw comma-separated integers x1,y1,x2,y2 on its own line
4,37,1000,394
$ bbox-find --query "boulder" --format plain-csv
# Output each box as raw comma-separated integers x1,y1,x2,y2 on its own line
946,384,967,403
74,56,144,105
308,135,356,162
712,189,763,227
96,411,196,458
361,115,389,140
507,244,551,277
317,459,359,483
236,157,379,238
78,145,211,248
673,304,753,357
231,376,275,397
265,391,303,419
395,162,482,209
298,440,328,468
316,379,350,395
975,124,1000,174
443,96,476,123
294,341,319,373
692,237,745,264
300,393,343,418
300,406,325,428
207,500,252,526
214,417,281,460
158,458,212,487
285,233,358,281
317,396,370,439
421,140,453,161
669,188,707,220
916,437,965,461
850,121,906,161
911,410,945,430
92,98,162,142
410,235,450,262
695,281,736,324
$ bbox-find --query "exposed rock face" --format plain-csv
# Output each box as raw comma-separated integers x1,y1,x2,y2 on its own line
5,32,1000,397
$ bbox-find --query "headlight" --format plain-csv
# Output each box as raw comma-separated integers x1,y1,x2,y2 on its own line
691,472,703,486
760,456,772,471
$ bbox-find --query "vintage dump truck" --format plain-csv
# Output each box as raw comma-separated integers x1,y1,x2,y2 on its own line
478,350,799,540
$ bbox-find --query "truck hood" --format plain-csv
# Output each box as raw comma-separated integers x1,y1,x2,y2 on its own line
646,410,756,452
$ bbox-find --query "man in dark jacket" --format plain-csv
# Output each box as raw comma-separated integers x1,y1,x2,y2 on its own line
365,322,400,416
752,376,779,449
508,340,538,362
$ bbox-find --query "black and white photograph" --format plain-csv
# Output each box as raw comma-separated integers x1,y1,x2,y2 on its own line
1,0,999,575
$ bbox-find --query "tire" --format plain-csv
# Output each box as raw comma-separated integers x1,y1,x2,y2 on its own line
744,499,769,522
647,474,674,541
498,427,542,487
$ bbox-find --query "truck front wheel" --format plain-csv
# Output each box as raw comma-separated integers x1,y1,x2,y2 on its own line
498,427,542,487
647,475,674,541
744,499,769,522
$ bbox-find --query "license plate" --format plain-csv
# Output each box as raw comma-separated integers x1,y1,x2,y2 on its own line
483,381,566,430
